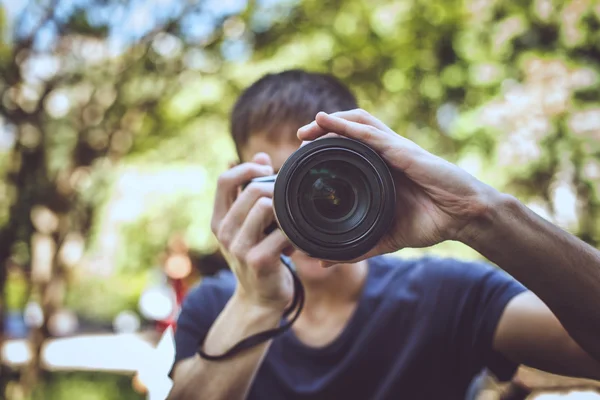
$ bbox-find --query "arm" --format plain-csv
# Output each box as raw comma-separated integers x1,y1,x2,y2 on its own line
168,295,282,400
493,290,600,381
467,193,600,364
169,153,293,399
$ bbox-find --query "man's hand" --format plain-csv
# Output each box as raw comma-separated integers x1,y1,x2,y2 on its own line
299,108,600,374
211,152,294,312
297,109,497,263
169,157,294,400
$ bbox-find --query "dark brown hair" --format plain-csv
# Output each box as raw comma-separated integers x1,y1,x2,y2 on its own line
230,70,358,157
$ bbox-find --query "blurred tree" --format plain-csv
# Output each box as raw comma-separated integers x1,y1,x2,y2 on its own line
0,0,238,397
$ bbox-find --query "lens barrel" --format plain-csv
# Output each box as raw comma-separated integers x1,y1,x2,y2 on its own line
273,138,395,261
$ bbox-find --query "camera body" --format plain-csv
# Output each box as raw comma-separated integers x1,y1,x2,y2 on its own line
249,138,396,261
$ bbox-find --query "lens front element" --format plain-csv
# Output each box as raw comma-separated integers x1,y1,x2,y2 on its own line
298,160,370,235
311,175,355,220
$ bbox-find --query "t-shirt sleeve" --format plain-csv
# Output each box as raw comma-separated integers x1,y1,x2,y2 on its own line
170,274,234,375
427,259,528,382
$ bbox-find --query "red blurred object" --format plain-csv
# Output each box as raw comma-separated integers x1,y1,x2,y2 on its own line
155,278,187,333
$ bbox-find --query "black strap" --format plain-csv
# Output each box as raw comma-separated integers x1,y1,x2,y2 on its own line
197,255,304,360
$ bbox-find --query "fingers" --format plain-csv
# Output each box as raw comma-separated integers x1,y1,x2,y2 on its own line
246,229,292,269
252,152,272,166
229,197,276,258
211,162,274,235
297,109,393,141
307,112,389,153
217,182,274,247
330,109,394,133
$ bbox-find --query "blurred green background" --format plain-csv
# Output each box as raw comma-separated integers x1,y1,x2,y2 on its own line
0,0,599,398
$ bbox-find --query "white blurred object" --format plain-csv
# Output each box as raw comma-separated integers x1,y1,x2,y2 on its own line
139,286,175,321
551,182,579,229
48,309,79,337
59,232,85,268
30,205,59,233
136,326,175,400
2,340,31,365
532,392,600,399
24,301,44,328
113,310,141,334
43,333,153,372
31,233,56,283
527,202,554,223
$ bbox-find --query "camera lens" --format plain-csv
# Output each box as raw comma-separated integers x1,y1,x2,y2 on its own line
273,138,396,261
298,161,370,235
310,174,355,220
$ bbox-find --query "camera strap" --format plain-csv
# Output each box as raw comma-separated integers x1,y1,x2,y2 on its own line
197,255,305,360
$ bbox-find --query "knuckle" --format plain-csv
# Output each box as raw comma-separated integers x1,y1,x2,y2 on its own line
210,219,219,236
256,197,273,212
366,125,380,138
245,182,263,197
356,108,368,116
246,249,272,269
217,225,233,248
230,241,246,260
216,173,230,187
246,164,269,180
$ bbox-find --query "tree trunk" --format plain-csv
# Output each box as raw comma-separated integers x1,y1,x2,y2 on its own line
0,257,8,398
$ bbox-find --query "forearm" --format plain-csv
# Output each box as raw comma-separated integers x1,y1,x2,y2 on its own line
462,191,600,361
168,293,282,400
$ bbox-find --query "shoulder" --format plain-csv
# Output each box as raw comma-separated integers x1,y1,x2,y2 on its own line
181,270,236,316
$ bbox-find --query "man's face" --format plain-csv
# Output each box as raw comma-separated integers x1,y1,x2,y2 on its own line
241,132,301,173
240,131,339,282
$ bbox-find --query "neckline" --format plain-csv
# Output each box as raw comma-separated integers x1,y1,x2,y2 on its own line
282,258,375,355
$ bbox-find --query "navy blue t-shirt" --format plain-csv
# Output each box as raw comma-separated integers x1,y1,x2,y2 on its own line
173,256,527,399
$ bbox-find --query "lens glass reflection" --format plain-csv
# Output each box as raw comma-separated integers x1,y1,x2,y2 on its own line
298,160,369,233
310,175,355,220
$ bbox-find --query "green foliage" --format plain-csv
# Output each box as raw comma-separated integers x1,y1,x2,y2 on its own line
5,270,27,311
65,272,147,321
30,371,142,400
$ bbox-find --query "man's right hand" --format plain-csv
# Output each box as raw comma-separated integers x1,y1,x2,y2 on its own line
170,155,293,399
211,152,294,313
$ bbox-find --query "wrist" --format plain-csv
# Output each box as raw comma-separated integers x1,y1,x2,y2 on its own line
231,290,288,321
201,291,284,357
456,188,518,249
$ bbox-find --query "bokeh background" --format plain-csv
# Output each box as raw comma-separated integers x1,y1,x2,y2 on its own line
0,0,599,399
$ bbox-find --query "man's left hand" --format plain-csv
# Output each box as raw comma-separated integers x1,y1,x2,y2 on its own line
298,109,500,263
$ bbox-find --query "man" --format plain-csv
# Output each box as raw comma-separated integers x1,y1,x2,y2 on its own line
168,70,600,400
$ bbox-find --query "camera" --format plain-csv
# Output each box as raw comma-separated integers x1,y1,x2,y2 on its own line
249,137,396,261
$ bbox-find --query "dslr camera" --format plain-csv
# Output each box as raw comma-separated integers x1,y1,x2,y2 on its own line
249,138,396,261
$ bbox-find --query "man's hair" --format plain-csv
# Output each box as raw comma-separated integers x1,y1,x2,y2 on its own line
230,70,358,157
